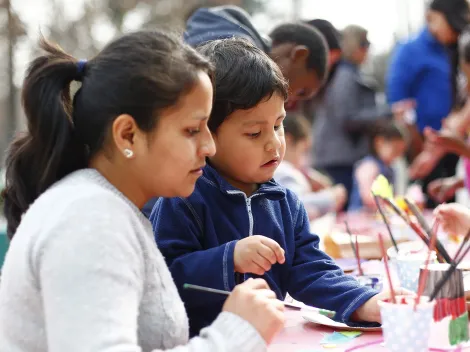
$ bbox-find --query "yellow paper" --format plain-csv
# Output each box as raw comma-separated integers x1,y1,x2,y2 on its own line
371,174,393,199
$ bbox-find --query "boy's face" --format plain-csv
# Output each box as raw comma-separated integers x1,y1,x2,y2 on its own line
209,93,286,195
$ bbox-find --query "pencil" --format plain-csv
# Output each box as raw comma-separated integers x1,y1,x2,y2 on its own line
183,283,336,318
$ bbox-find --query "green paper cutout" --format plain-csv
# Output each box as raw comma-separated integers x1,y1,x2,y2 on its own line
449,312,469,345
339,331,362,338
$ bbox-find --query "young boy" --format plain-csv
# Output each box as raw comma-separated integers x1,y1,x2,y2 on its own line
151,38,396,337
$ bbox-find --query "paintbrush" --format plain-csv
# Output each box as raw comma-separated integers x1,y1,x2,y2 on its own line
405,198,452,264
373,194,399,251
183,283,336,318
345,221,364,276
415,220,439,310
378,196,445,261
429,228,470,301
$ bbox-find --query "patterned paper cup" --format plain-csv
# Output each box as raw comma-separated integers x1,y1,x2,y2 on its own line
379,296,435,352
396,251,437,292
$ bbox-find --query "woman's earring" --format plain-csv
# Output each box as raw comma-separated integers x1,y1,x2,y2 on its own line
123,148,134,158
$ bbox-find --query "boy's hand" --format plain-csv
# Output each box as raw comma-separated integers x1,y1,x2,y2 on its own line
234,235,285,276
351,288,414,323
434,203,470,236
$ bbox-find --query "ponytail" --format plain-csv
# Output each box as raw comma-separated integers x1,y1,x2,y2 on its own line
3,38,87,238
3,30,213,238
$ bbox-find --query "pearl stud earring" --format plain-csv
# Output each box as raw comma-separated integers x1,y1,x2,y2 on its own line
123,148,134,158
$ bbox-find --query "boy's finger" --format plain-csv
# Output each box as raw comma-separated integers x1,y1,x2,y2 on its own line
260,238,285,264
253,252,273,271
257,244,277,265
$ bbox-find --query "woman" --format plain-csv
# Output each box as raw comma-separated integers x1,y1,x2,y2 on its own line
0,30,283,351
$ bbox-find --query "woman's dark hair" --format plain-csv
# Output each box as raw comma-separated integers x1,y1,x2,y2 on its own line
369,121,408,158
283,114,311,143
2,30,212,238
196,38,288,132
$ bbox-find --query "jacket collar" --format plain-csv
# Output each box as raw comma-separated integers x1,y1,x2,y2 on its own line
201,163,286,200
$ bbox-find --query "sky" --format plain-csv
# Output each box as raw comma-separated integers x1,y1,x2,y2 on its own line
11,0,427,83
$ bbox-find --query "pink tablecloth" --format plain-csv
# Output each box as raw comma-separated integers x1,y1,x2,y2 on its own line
269,309,470,351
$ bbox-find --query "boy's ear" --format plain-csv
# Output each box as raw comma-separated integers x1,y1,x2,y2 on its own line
290,45,310,64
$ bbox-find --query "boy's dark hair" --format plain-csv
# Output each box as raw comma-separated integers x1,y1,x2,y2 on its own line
283,114,311,143
306,19,341,51
197,38,288,132
3,30,212,238
369,121,409,157
269,22,328,82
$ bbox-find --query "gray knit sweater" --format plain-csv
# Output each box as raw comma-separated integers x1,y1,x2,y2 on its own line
0,169,265,352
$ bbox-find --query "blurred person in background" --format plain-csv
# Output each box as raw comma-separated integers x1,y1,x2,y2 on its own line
275,114,347,219
184,5,328,103
287,19,343,114
312,25,396,210
387,0,470,208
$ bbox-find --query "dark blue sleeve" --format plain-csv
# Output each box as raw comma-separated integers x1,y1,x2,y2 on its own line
287,197,378,324
386,43,416,104
150,197,237,308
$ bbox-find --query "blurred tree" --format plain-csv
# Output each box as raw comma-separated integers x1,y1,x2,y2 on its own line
0,0,26,164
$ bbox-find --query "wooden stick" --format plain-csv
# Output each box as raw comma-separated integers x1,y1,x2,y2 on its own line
345,221,364,276
378,232,396,304
355,235,364,276
373,194,399,251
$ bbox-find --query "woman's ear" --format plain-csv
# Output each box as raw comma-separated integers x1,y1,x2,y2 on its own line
111,114,139,158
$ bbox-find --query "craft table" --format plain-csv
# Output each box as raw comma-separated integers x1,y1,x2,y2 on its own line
269,309,470,352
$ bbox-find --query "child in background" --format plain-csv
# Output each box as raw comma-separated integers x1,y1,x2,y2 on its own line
151,38,405,337
275,114,346,217
348,121,408,211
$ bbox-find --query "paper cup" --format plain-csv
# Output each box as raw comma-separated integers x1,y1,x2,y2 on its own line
379,296,435,352
396,251,436,292
421,263,469,347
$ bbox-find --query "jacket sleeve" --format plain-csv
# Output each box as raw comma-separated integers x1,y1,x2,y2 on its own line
387,43,416,104
150,197,237,308
286,196,379,325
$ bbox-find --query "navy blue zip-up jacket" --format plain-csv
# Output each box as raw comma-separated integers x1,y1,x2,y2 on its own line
184,5,271,52
150,164,378,336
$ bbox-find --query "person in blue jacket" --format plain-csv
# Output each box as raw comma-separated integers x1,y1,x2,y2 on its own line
387,0,470,207
150,38,404,336
185,5,327,103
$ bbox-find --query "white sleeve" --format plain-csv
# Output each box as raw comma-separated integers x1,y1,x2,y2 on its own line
34,195,265,352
